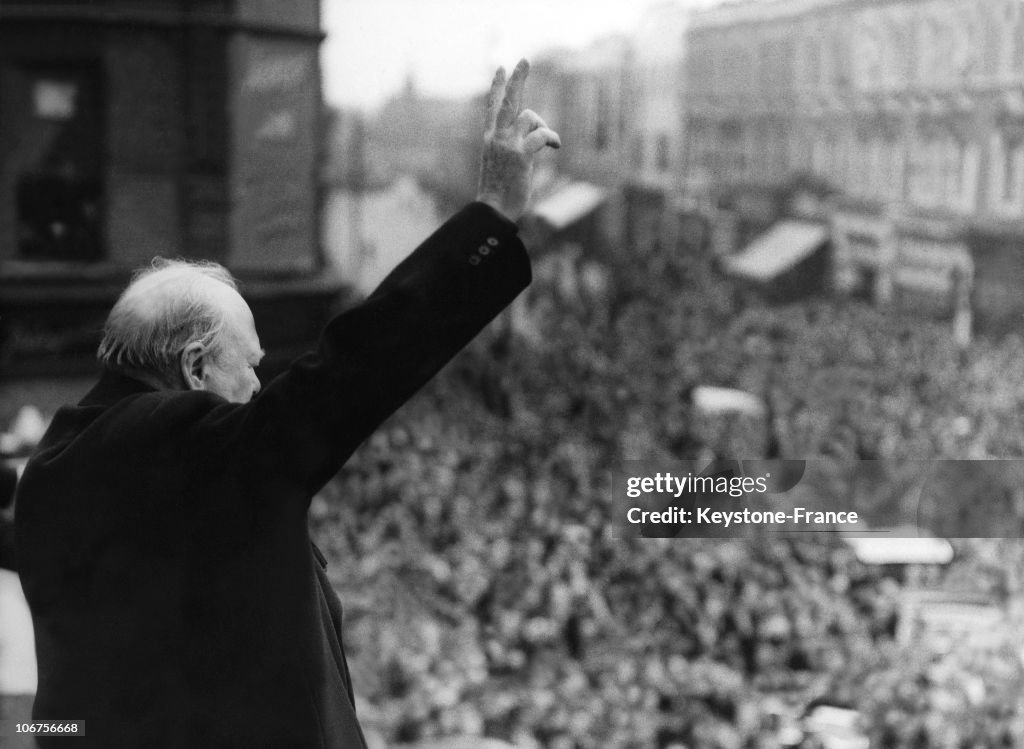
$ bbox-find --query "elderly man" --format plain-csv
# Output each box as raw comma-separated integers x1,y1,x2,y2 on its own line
15,61,558,749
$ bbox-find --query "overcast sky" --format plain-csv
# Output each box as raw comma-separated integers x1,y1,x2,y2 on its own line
321,0,711,111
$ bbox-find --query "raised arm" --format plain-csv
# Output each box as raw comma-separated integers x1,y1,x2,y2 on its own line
192,60,561,495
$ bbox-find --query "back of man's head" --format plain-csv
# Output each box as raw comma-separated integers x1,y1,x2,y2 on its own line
97,258,238,388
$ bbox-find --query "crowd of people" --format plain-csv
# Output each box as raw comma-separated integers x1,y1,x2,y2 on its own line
2,222,1021,745
311,234,1024,746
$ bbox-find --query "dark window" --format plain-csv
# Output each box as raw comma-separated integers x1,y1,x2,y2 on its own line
185,27,228,172
1,64,103,261
656,133,670,172
595,81,610,151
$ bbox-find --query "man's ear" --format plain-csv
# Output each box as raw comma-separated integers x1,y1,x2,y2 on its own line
180,342,207,391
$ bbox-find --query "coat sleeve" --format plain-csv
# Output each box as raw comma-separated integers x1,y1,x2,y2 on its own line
180,201,531,496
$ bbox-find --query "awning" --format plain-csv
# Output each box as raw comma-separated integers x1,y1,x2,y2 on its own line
530,182,608,230
723,219,828,282
803,706,869,749
692,386,765,417
843,530,954,565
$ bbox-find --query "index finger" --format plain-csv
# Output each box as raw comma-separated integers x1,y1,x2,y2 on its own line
486,66,506,133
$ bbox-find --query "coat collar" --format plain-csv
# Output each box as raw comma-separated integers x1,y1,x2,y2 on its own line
79,369,159,408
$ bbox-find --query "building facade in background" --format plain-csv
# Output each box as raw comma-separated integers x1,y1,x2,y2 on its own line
0,0,337,375
530,36,633,250
531,0,1024,328
685,0,1024,320
622,3,690,257
686,0,1024,218
368,77,482,212
556,35,633,191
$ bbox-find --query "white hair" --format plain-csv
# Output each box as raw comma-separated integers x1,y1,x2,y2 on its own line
97,258,239,386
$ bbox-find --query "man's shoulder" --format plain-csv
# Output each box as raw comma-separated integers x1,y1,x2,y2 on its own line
110,389,209,425
39,385,224,455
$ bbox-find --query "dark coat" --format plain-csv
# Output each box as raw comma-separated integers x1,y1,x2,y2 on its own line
14,202,530,749
1,462,17,570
